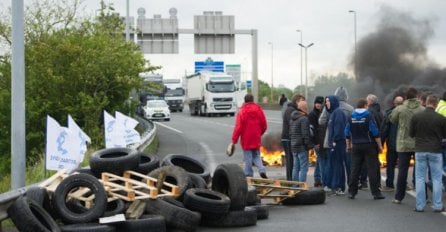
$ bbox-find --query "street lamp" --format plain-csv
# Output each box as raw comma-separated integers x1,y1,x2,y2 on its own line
125,0,130,41
296,30,303,88
298,43,314,100
268,42,274,103
349,10,357,78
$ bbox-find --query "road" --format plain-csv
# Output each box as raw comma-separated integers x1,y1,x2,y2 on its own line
155,109,446,232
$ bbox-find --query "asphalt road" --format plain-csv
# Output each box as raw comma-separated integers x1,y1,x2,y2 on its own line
155,108,446,232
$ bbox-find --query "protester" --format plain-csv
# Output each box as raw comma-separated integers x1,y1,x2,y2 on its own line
380,95,404,191
308,96,326,187
345,99,385,200
435,91,446,191
282,93,306,180
365,94,384,189
326,95,347,195
289,100,313,182
231,94,268,178
279,93,288,106
389,87,424,204
410,95,446,212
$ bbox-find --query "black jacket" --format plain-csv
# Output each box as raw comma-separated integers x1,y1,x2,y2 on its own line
308,107,323,146
281,102,298,140
409,107,446,153
289,111,314,153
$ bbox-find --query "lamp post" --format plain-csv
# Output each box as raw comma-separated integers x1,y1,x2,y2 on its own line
125,0,130,41
349,10,357,78
298,43,314,100
268,42,274,103
296,30,303,88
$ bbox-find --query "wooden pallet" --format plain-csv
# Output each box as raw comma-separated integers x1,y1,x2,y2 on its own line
246,177,309,204
101,171,180,201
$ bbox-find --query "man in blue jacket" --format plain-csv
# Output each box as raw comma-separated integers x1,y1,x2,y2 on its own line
345,99,385,200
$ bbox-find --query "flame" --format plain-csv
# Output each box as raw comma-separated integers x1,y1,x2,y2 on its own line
378,142,414,167
260,146,284,166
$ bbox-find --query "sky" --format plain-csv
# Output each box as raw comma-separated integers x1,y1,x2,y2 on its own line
2,0,446,89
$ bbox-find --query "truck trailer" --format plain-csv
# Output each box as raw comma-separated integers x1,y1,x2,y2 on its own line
185,72,237,116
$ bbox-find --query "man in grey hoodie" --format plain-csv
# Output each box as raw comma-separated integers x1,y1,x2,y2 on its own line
319,87,354,190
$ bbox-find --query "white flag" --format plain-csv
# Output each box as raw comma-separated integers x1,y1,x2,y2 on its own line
115,111,141,145
68,115,91,162
104,110,126,148
46,115,80,172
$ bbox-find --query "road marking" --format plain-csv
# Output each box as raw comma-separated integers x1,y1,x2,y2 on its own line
154,122,183,134
268,119,282,124
199,142,217,173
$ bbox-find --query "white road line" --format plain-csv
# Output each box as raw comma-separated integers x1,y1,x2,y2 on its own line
268,119,283,124
154,122,183,134
199,142,217,173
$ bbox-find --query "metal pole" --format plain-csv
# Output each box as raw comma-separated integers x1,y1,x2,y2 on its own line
11,0,26,189
299,43,314,100
297,30,303,89
268,42,273,103
251,30,259,103
125,0,130,41
349,10,357,78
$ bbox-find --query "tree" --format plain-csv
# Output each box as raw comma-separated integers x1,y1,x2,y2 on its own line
0,0,159,175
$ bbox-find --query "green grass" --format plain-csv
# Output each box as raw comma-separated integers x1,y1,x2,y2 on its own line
143,135,158,154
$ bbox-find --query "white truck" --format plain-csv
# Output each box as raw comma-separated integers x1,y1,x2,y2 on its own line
185,72,237,116
163,79,185,112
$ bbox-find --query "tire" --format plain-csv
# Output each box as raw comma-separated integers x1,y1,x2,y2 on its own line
25,186,48,207
161,154,210,183
61,223,115,232
281,188,326,205
148,166,191,200
246,185,259,206
72,167,95,177
200,207,257,228
183,188,231,215
188,173,207,189
132,152,160,175
115,215,166,232
52,173,107,224
103,199,126,217
144,198,201,232
7,196,60,232
211,163,248,210
246,204,269,220
90,148,140,177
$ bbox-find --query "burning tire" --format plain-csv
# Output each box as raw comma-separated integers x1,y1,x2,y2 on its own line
144,198,201,232
161,154,210,183
281,188,326,205
52,173,107,224
7,196,60,232
200,207,257,228
90,148,140,177
211,163,248,211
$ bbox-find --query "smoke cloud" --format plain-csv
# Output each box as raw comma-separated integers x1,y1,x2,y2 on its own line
351,5,446,108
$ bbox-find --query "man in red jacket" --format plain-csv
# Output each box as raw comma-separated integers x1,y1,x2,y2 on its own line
232,94,268,178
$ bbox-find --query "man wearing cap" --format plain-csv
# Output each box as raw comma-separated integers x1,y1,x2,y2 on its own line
308,96,326,187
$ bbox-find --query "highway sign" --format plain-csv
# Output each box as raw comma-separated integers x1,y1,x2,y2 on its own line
195,58,224,73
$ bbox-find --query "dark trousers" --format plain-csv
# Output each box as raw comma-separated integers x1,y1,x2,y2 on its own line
385,148,398,188
348,143,381,196
282,139,293,181
395,152,414,201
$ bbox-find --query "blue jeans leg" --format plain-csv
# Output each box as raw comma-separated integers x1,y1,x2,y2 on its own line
427,153,443,210
415,152,428,210
243,149,254,177
252,149,266,175
292,151,309,182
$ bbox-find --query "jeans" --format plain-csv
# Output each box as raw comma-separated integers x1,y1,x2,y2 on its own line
329,141,346,191
415,152,443,211
282,140,293,181
292,151,309,182
395,152,414,201
386,148,398,188
243,149,266,177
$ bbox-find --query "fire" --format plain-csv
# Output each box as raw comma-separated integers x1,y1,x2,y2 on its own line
260,146,284,166
378,142,414,167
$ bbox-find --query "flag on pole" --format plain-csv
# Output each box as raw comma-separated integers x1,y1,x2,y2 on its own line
115,111,141,145
104,110,126,148
68,115,91,162
46,115,80,172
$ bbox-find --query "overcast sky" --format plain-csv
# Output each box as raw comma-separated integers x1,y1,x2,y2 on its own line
2,0,446,89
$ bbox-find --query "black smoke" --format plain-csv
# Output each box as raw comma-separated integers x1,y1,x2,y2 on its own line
351,5,446,108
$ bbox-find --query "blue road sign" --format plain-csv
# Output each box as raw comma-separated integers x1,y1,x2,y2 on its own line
195,58,224,73
246,80,252,88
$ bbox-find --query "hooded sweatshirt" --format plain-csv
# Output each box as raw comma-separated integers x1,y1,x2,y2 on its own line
345,108,379,144
327,95,346,148
232,102,267,150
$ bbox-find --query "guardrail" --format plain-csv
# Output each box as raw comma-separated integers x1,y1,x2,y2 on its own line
0,116,156,227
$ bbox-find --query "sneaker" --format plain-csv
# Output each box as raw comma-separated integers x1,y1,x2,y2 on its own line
373,194,385,200
392,199,402,204
406,185,413,191
323,186,332,192
260,173,268,179
359,182,368,190
381,186,395,192
335,189,345,196
433,207,445,212
413,208,424,212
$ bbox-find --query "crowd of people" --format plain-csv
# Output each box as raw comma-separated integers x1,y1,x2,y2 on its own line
230,87,446,213
278,87,446,212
